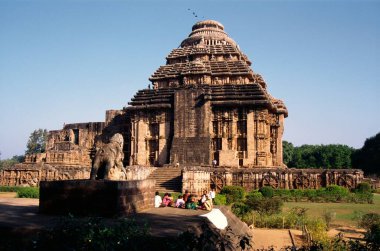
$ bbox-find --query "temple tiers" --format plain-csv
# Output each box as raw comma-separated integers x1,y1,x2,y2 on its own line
127,20,287,168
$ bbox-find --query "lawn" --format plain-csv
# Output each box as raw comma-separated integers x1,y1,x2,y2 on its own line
283,194,380,227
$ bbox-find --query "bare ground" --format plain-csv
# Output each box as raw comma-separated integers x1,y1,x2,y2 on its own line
251,228,303,250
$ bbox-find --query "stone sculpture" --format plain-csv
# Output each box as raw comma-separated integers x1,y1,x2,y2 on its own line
90,133,126,180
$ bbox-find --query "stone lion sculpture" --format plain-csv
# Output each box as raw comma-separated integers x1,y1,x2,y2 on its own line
90,133,126,180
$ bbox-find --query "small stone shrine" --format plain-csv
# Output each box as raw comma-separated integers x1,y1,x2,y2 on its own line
0,20,363,193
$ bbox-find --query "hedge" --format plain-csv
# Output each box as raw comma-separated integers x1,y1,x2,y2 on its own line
0,186,39,198
272,186,373,204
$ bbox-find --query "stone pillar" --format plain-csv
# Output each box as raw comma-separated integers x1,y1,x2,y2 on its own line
277,114,285,167
136,119,148,165
246,110,255,166
157,120,169,165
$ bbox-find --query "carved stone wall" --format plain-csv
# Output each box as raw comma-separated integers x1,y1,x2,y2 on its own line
124,165,156,181
209,108,285,168
182,167,364,193
0,164,90,187
170,89,211,165
128,110,171,167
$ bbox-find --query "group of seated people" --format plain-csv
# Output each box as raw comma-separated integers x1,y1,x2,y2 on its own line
154,189,215,211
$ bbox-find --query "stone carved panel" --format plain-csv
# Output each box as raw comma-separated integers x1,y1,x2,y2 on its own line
293,175,311,189
182,168,363,193
337,174,355,188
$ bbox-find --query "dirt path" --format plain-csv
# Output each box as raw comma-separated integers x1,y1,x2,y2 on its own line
251,228,303,250
0,192,17,198
328,226,365,241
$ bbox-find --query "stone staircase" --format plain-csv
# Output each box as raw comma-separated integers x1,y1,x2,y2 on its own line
148,167,182,193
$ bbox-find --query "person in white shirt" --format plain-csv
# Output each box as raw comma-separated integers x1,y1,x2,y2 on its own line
200,190,207,206
154,191,162,208
209,188,216,203
175,195,185,208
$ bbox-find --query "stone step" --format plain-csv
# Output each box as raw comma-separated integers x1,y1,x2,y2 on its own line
148,168,182,193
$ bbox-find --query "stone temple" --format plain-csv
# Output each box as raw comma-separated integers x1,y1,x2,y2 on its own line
0,20,362,193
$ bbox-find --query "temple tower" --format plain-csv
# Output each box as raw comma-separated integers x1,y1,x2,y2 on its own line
126,20,288,168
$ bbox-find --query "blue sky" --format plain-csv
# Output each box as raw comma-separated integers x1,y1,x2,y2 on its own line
0,0,379,159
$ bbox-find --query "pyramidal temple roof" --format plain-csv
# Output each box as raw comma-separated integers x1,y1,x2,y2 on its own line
146,20,287,117
150,20,254,84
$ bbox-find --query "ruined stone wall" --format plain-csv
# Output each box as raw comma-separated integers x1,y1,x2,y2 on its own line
25,122,105,167
182,167,364,193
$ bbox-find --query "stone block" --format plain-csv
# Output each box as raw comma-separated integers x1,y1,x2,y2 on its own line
39,179,155,217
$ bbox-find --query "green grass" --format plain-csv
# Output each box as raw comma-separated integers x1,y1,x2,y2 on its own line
283,193,380,227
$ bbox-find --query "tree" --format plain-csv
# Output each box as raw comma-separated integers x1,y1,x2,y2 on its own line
282,141,294,166
25,129,48,154
285,143,355,169
352,132,380,176
0,155,24,170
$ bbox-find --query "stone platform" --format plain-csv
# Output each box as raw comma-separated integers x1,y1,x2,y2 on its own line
0,197,252,250
39,179,155,217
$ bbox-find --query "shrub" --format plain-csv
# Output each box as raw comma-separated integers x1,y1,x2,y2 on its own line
231,202,251,218
322,210,336,229
351,182,374,203
240,212,255,226
358,213,380,250
273,189,292,201
359,213,380,230
355,182,372,194
290,189,304,202
246,190,263,201
351,192,374,204
213,194,227,205
322,185,350,202
220,186,245,204
247,197,283,216
16,187,39,198
258,214,284,228
303,189,317,201
286,207,308,229
0,186,39,198
306,218,329,242
365,221,380,250
0,186,20,192
259,186,274,198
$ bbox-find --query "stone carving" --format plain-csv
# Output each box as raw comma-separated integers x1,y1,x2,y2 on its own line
261,174,279,188
182,167,364,193
90,133,126,180
210,172,226,192
337,174,355,188
293,175,311,189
